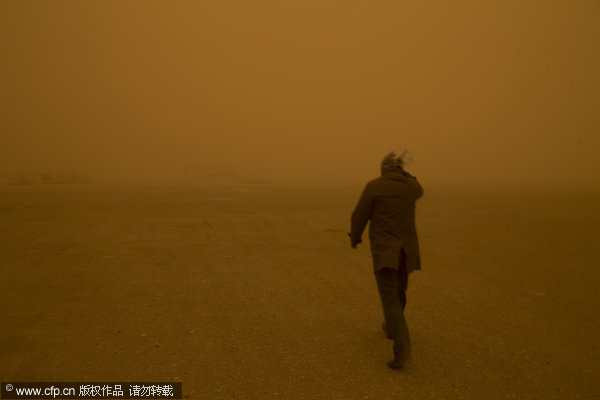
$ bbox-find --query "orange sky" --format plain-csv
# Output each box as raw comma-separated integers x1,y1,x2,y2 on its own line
1,0,599,187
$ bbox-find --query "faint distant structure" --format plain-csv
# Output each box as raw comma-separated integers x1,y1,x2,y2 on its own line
39,173,89,184
5,173,34,185
39,173,54,184
4,172,89,185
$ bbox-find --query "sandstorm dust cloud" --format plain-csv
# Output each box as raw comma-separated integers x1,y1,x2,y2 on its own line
1,1,599,188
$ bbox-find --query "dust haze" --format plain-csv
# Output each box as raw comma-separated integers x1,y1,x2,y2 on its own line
2,2,600,397
1,0,599,187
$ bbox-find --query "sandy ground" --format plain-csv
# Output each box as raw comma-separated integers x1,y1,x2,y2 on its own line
1,183,598,399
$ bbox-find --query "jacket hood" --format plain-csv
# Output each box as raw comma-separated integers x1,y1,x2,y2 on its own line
381,167,413,182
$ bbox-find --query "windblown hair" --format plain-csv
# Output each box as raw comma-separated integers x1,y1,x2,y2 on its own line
381,151,405,170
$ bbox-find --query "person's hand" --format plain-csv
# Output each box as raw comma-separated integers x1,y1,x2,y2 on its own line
348,233,362,249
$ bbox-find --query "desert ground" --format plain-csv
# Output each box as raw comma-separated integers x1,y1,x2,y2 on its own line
1,183,598,399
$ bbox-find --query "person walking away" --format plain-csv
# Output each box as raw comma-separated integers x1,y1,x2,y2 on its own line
349,150,424,369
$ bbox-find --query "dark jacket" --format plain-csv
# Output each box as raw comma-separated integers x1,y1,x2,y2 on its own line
351,168,423,273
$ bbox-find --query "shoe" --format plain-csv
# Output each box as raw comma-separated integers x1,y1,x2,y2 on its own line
387,348,405,370
381,322,393,339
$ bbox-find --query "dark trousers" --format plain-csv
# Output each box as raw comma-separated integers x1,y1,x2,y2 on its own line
374,250,410,355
